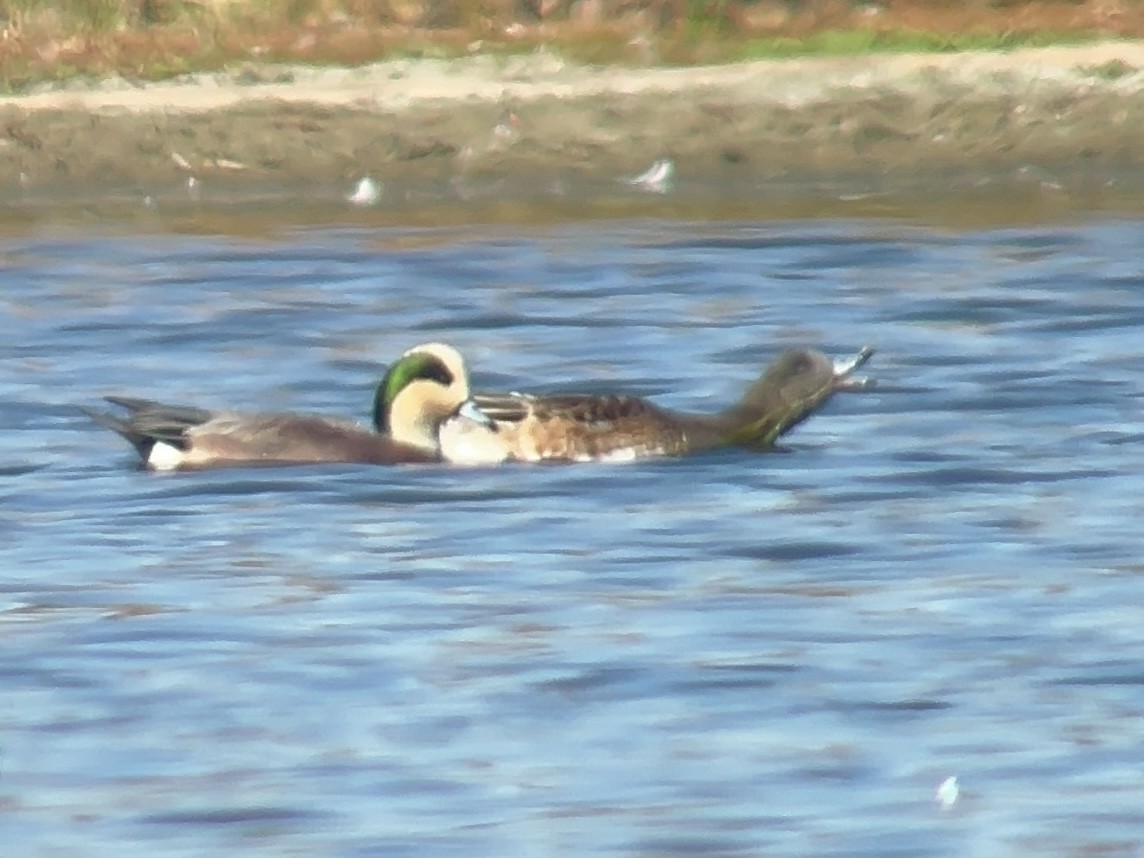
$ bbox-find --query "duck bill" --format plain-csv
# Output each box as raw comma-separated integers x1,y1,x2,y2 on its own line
456,398,498,431
831,345,875,391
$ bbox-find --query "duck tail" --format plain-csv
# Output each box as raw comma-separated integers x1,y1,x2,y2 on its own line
81,396,204,460
80,404,155,459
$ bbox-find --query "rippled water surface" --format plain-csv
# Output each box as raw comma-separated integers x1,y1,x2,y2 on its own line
5,200,1144,856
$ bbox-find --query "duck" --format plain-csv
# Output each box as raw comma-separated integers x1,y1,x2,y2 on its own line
437,346,874,464
83,342,492,470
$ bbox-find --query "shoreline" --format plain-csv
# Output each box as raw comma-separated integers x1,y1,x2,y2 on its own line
2,42,1144,198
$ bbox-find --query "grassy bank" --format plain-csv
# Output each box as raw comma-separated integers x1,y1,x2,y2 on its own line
0,0,1140,90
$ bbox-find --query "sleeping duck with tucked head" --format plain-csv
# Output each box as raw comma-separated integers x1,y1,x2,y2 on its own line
83,343,493,470
439,346,875,464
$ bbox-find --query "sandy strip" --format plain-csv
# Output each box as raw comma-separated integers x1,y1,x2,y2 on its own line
1,42,1142,193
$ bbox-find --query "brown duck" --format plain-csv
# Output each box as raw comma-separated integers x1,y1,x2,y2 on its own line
438,346,874,464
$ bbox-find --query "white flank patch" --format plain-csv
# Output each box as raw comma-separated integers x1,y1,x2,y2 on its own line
147,441,185,471
576,446,664,464
580,448,637,463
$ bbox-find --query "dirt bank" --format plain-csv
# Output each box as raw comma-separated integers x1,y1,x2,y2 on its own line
2,41,1143,198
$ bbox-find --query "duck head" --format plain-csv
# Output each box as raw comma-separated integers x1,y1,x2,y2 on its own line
374,343,492,453
722,345,874,448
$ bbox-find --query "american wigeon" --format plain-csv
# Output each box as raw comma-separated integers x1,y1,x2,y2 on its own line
84,343,491,470
438,346,874,464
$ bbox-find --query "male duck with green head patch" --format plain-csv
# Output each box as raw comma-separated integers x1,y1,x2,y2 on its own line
373,342,493,454
85,342,493,470
438,346,874,464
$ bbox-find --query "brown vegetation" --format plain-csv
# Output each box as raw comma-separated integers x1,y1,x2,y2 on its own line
0,1,1143,87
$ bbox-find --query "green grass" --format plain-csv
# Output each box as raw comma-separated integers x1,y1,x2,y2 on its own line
1080,58,1139,80
732,27,1092,60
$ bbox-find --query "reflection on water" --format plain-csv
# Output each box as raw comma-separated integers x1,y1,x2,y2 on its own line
4,198,1144,856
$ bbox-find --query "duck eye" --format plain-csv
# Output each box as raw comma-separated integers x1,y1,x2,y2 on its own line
382,354,456,411
787,353,812,374
396,355,454,391
416,359,455,388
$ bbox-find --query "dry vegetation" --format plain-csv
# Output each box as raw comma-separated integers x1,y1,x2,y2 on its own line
0,0,1142,88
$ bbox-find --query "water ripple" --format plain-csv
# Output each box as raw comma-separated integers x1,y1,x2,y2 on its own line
4,214,1144,856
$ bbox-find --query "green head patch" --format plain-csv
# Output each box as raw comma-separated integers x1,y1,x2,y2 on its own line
374,352,456,433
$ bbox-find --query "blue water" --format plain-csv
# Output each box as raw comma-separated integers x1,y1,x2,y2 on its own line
4,211,1144,856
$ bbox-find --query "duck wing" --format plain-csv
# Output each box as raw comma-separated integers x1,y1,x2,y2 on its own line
474,391,692,460
84,398,437,467
474,391,671,427
100,396,215,448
